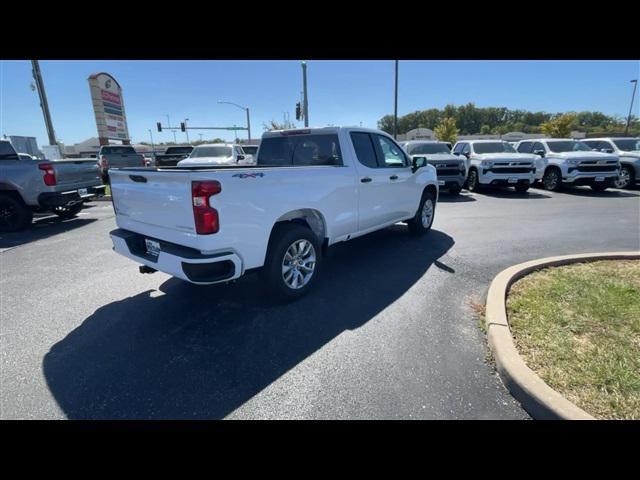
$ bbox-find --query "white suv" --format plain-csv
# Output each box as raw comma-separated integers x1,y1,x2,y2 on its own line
515,138,620,192
581,137,639,189
451,140,537,193
178,143,255,166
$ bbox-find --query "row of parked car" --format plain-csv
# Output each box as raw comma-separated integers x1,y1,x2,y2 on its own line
401,136,639,194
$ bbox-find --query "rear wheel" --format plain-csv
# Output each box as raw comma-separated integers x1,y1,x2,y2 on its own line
0,194,33,233
408,190,436,235
53,203,83,219
467,169,481,192
542,167,562,191
261,224,322,301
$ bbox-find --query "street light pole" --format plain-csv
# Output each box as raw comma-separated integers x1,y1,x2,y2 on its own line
625,79,638,136
184,118,190,143
31,60,57,146
148,129,155,152
393,60,399,140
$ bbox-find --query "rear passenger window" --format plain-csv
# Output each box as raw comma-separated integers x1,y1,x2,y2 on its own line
350,132,378,168
257,134,342,166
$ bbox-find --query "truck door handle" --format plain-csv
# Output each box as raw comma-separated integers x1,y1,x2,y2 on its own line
389,175,398,180
361,177,372,183
129,175,147,183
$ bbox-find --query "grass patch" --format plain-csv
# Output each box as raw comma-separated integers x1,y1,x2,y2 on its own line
507,260,640,419
105,185,111,196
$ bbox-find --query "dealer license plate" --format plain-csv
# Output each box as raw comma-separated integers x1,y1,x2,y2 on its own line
78,188,88,196
438,180,445,186
508,178,518,184
145,239,161,256
595,176,605,182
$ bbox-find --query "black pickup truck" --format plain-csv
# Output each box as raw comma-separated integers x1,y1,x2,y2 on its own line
154,145,194,167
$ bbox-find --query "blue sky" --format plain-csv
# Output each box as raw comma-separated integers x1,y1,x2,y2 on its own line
1,60,638,147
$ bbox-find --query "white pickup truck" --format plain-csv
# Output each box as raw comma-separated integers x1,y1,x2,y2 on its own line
515,138,620,192
109,127,439,300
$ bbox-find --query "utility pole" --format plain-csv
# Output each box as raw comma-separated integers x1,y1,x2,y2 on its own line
393,60,399,140
31,60,57,146
625,79,638,135
302,61,309,127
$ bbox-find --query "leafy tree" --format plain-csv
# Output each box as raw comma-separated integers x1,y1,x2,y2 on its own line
480,125,491,135
434,117,459,144
540,113,577,137
263,119,297,131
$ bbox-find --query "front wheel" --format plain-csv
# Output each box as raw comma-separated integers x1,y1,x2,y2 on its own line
542,168,562,191
261,224,322,302
53,203,83,219
408,190,436,235
614,165,633,189
467,169,481,192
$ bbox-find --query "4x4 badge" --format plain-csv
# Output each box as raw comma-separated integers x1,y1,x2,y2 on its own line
232,172,265,179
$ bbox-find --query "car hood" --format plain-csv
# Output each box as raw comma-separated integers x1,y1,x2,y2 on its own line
549,151,618,162
178,156,235,166
474,152,537,162
410,153,460,162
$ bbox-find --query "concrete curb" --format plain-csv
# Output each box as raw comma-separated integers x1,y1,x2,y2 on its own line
485,251,640,420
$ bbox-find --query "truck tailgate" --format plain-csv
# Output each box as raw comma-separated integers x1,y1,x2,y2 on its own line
110,169,199,249
52,159,101,187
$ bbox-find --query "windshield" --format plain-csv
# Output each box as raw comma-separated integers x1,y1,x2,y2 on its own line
613,139,640,151
546,141,592,153
407,143,450,155
190,146,232,158
473,142,516,154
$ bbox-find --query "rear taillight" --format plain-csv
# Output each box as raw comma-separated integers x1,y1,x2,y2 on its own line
38,162,57,186
100,155,108,169
192,180,221,234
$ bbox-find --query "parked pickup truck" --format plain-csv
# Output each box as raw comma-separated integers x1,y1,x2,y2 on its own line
0,139,106,232
452,140,537,193
154,145,194,167
177,143,255,167
98,145,146,183
401,141,466,194
515,138,620,192
581,137,639,189
109,127,439,300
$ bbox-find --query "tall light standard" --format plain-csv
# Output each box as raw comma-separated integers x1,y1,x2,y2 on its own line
301,61,309,127
147,129,155,152
218,100,251,143
625,79,638,135
184,118,190,143
166,114,176,143
393,60,399,140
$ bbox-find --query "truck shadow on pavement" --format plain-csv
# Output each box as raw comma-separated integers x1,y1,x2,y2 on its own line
0,217,97,250
551,187,640,198
43,227,454,419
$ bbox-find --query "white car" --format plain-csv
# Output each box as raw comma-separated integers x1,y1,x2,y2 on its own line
451,140,537,193
108,127,439,301
177,143,254,167
581,137,640,189
515,139,620,192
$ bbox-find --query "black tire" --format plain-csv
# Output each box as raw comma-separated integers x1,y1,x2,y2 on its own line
407,190,436,235
590,183,608,192
448,184,462,195
260,223,322,302
614,165,633,189
542,167,562,191
467,169,481,192
0,193,33,233
53,203,83,219
514,184,529,193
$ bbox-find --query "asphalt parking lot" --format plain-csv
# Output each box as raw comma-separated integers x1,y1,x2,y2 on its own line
1,186,639,419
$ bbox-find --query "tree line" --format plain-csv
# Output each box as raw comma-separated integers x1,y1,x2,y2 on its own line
378,103,639,136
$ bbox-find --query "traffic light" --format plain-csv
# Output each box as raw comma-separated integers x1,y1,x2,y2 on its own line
157,122,162,132
180,122,186,132
295,102,301,121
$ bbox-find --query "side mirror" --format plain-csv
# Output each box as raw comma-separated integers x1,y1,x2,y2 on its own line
462,152,470,159
533,149,545,157
237,155,245,161
601,148,613,154
412,156,427,172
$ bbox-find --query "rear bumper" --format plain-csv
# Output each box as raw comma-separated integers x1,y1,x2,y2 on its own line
38,185,107,208
110,228,243,285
